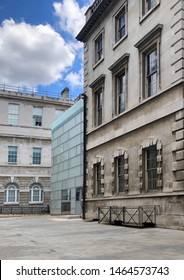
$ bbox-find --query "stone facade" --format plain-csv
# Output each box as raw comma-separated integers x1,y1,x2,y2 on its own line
77,0,184,229
0,89,74,213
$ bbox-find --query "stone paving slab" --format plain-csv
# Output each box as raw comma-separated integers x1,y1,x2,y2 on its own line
0,215,184,260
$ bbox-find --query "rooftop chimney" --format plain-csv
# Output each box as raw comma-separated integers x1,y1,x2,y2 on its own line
61,87,69,98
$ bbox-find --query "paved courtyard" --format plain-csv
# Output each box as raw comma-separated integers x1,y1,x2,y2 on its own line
0,215,184,260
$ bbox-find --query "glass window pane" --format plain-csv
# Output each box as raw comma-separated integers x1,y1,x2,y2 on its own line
33,107,42,126
33,148,41,164
8,104,19,125
8,146,17,164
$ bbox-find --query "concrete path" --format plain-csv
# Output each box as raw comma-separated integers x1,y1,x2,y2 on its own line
0,215,184,260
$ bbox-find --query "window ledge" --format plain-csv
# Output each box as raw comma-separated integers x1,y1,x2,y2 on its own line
139,2,160,24
29,202,43,205
93,57,104,70
4,202,19,205
112,34,128,51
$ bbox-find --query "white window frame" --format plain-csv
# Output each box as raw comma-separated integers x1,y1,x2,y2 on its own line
8,146,18,164
113,2,128,49
4,184,19,204
33,107,43,127
89,74,105,128
32,147,42,165
134,24,162,101
29,184,43,203
109,53,129,117
93,29,105,68
140,0,160,22
8,103,19,125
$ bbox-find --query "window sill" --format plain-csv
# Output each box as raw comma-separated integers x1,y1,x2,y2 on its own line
4,202,19,205
139,3,160,24
93,57,104,70
112,34,128,51
29,202,43,205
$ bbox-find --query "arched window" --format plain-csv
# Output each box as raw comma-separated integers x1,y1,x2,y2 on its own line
4,184,19,203
29,184,43,203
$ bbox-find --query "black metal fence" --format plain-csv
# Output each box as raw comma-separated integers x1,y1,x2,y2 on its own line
98,206,156,228
0,206,50,215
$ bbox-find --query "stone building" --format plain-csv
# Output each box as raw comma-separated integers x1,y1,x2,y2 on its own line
77,0,184,228
51,97,84,216
0,87,74,214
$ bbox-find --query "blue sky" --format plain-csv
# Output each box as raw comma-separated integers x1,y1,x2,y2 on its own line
0,0,93,99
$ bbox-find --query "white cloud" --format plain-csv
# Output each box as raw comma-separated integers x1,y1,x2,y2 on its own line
53,0,93,37
0,18,75,88
65,68,83,87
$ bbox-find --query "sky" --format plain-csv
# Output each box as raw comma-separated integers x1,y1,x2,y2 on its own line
0,0,93,99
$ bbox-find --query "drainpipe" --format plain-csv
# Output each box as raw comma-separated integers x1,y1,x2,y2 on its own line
82,93,87,220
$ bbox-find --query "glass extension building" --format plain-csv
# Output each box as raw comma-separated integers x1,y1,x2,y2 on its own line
51,98,84,215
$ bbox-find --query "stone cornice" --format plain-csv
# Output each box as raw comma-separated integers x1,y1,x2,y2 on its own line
76,0,118,42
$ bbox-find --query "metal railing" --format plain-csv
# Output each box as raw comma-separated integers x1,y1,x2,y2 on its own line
0,83,75,101
0,206,50,215
98,206,156,228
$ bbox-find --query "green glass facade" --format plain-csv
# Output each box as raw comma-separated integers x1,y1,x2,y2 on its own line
51,99,84,215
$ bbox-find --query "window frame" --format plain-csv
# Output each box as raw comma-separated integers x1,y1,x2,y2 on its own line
95,88,103,126
4,184,19,204
93,29,105,68
113,2,128,48
94,162,102,195
109,53,129,117
89,74,105,128
33,107,43,127
140,0,160,22
144,146,157,191
115,156,125,193
29,184,43,203
134,24,162,101
8,103,20,126
32,147,42,165
8,146,18,164
144,45,158,98
115,69,127,115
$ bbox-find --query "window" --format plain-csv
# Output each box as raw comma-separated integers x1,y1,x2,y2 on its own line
146,48,157,97
116,156,125,192
89,74,105,127
32,148,42,165
61,189,71,201
33,107,42,126
4,184,19,203
134,24,162,100
116,72,126,114
145,146,157,190
94,31,104,64
95,89,103,126
8,103,19,125
109,53,129,116
139,139,162,193
94,163,102,195
142,0,157,16
29,184,43,203
115,5,127,43
8,146,17,164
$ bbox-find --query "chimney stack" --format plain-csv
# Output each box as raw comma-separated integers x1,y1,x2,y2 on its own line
61,87,69,98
